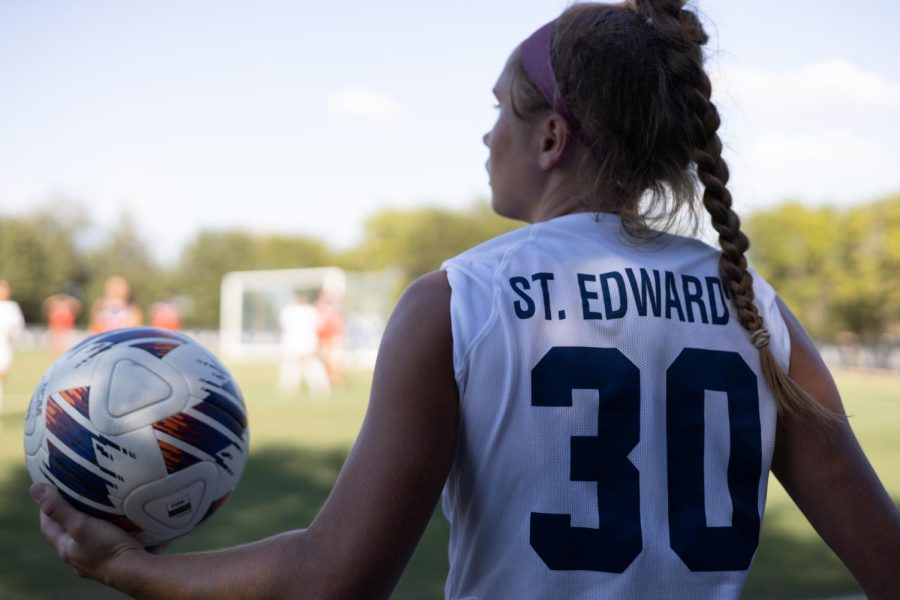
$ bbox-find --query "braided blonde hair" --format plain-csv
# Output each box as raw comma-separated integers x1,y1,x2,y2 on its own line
511,0,836,422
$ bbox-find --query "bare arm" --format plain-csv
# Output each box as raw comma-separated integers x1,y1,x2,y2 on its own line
772,297,900,599
34,271,459,599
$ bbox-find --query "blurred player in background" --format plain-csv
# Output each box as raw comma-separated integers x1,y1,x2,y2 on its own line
148,293,181,332
316,286,345,387
0,279,25,412
43,291,81,355
278,292,330,398
89,276,142,333
32,1,900,598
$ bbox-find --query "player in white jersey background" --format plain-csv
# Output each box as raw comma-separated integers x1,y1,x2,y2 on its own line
0,279,25,413
32,0,900,598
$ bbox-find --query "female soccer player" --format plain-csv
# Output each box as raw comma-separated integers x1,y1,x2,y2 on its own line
89,276,143,333
32,1,900,597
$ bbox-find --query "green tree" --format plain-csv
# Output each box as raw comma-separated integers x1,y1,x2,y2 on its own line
833,194,900,340
344,202,521,284
0,210,87,323
745,203,842,338
747,194,900,342
81,212,166,324
176,231,333,327
879,194,900,336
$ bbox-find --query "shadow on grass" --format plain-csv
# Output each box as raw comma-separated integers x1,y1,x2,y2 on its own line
3,444,884,600
0,446,449,599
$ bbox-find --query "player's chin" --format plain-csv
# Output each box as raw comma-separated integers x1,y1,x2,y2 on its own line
490,196,522,222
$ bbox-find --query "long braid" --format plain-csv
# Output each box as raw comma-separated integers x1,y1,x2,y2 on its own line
514,0,837,422
630,0,837,423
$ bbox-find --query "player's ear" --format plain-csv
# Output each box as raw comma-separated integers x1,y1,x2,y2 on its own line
536,113,571,171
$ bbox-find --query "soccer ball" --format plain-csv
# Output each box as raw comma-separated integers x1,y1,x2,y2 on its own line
24,327,249,545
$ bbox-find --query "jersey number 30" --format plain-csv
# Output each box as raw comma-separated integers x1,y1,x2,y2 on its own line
530,347,762,573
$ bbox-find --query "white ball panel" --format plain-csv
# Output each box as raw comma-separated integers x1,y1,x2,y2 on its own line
170,343,244,406
93,426,168,498
107,360,173,417
89,346,191,435
24,447,49,488
23,392,48,457
123,461,219,544
24,368,53,439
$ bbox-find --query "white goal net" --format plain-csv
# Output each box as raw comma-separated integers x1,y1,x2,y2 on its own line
219,267,402,367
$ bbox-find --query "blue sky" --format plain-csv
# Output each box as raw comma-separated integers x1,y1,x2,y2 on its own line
2,1,899,263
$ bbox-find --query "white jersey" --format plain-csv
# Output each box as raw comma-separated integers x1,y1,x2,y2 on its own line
0,299,25,372
440,212,788,600
280,302,321,356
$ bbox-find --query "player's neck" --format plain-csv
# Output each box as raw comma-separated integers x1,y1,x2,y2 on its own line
527,174,592,224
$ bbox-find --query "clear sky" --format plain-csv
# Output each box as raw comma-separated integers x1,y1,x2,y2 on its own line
2,1,899,263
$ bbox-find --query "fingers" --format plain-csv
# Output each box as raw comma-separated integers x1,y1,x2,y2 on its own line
31,482,149,588
31,483,87,541
33,484,79,563
40,509,74,557
40,511,75,563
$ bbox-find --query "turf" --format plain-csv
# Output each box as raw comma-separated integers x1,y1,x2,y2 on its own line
1,350,897,599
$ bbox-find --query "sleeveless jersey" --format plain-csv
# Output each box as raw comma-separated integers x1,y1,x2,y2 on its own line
440,212,788,600
0,299,25,372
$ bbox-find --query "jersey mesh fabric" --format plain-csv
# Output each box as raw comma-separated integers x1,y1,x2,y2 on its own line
440,212,787,600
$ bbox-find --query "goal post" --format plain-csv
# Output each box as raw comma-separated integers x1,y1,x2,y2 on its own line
219,267,402,367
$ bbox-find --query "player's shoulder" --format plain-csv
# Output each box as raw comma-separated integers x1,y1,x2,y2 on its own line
444,223,535,270
443,212,727,275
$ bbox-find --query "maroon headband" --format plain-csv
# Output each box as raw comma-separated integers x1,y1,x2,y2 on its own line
519,20,580,133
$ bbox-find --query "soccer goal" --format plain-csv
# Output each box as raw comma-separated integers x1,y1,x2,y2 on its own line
219,267,402,367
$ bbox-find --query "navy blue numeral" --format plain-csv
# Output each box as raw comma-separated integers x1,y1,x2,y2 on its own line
667,349,761,571
530,347,642,572
530,346,762,573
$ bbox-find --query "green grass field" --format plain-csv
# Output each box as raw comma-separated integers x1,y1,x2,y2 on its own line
1,350,897,599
